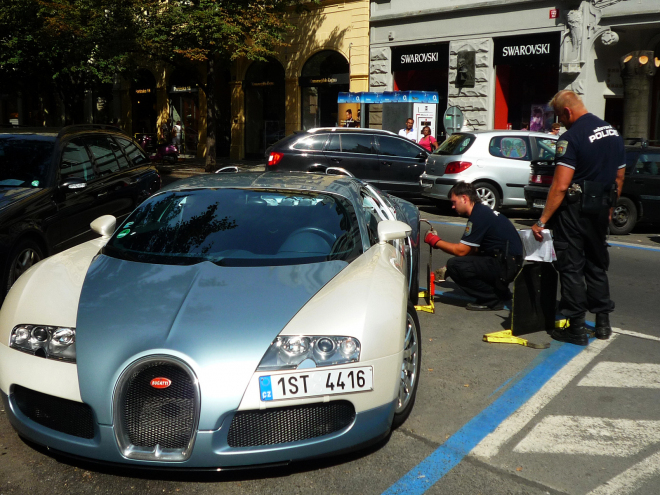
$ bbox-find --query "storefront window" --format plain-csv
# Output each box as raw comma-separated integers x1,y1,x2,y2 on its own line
244,59,285,158
168,68,201,155
132,69,157,135
300,51,349,130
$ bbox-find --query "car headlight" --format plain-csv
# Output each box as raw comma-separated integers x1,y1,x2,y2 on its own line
9,325,76,362
257,335,360,371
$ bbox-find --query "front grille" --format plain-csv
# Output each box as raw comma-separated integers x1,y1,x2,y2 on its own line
121,361,196,450
13,385,94,439
227,401,355,448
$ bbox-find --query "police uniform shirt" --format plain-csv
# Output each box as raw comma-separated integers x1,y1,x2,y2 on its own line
555,113,625,184
460,203,523,256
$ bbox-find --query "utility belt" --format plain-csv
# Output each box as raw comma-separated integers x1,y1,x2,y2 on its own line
564,181,618,214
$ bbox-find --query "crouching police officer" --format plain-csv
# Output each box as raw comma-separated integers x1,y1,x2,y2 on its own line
424,182,523,311
532,90,625,345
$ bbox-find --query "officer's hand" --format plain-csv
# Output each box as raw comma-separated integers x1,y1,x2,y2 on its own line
425,231,442,247
531,223,544,242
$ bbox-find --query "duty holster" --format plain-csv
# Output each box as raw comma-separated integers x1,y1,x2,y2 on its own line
493,241,521,291
580,181,617,215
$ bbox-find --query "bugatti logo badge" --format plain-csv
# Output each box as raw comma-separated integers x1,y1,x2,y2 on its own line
150,377,171,389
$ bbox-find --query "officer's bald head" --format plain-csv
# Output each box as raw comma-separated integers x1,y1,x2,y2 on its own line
549,90,588,129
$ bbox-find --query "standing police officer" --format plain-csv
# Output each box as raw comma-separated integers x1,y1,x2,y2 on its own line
532,90,626,346
425,182,523,311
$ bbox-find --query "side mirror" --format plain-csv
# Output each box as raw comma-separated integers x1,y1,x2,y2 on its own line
378,220,412,244
91,215,116,238
60,177,87,191
417,151,428,159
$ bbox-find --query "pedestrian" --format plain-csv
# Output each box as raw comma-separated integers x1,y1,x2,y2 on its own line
343,109,355,127
424,181,523,311
398,118,416,142
172,120,182,147
418,126,438,152
531,90,625,345
520,122,530,131
549,122,561,135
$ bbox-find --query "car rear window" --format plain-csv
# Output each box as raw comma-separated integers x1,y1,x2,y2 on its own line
632,152,660,176
433,133,475,155
103,188,363,267
116,137,149,166
292,134,327,151
0,136,55,188
488,136,530,160
340,134,374,154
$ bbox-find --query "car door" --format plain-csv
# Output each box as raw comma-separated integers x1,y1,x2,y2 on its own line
84,135,136,222
629,150,660,221
323,133,380,182
486,135,533,205
376,135,427,193
51,138,104,250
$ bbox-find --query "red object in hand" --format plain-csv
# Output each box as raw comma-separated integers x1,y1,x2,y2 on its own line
425,232,441,247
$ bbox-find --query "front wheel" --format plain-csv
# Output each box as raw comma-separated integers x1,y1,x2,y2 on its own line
3,239,43,299
392,303,422,429
473,182,501,210
609,196,637,235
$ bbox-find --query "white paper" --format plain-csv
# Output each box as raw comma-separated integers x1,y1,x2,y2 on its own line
518,229,556,262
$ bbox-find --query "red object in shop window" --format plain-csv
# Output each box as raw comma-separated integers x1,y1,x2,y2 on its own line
549,9,559,19
445,161,472,174
507,123,513,130
268,152,284,166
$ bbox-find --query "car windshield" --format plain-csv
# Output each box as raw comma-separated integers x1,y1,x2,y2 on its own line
0,136,55,188
433,133,475,155
103,188,363,266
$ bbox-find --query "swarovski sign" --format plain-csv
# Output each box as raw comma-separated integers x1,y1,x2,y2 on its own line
493,32,560,66
502,43,552,57
391,43,449,71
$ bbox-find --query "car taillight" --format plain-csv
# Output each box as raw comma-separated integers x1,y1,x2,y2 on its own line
268,152,284,166
529,174,554,185
444,161,472,174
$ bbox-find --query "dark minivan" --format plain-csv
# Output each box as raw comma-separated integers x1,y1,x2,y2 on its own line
265,128,429,194
0,125,161,303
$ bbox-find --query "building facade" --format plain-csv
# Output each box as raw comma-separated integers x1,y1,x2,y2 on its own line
370,0,660,141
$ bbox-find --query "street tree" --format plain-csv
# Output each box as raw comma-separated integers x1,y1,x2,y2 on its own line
137,0,305,171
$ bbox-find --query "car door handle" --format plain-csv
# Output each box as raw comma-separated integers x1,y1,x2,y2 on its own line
331,158,342,163
382,161,392,166
97,191,108,197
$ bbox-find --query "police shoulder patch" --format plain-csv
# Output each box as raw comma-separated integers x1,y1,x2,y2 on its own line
556,140,569,157
465,221,473,236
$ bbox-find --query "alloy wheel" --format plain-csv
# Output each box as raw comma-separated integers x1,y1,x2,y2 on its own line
476,187,497,209
612,204,629,227
8,247,41,290
396,312,419,414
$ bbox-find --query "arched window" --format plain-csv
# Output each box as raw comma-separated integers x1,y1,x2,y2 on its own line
299,51,349,130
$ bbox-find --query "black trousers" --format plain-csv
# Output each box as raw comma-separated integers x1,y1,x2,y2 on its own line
446,254,520,306
552,202,614,319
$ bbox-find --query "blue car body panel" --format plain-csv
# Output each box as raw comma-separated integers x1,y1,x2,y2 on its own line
75,255,348,429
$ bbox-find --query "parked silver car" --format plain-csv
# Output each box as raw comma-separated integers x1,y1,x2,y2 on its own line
420,131,557,210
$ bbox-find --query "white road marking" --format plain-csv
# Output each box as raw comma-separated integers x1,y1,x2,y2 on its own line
578,362,660,389
613,327,660,343
588,450,660,495
513,415,660,456
470,337,616,459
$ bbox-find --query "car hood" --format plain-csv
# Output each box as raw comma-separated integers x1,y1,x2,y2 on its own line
75,255,348,428
0,186,40,211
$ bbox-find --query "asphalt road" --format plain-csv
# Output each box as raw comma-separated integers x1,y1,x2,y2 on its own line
1,191,659,495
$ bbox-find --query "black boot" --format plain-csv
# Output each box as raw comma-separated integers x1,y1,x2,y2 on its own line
551,317,589,346
595,313,612,340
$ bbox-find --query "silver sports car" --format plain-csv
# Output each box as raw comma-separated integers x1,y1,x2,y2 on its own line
0,172,421,468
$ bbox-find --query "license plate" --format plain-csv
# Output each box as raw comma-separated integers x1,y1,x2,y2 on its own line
533,199,546,209
259,367,373,401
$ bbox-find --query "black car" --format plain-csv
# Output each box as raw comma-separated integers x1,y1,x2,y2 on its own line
265,128,429,194
0,125,161,303
524,144,660,234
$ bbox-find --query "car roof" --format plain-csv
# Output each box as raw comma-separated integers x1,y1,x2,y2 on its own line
160,171,366,201
0,127,59,138
307,127,398,136
0,124,129,139
456,130,557,138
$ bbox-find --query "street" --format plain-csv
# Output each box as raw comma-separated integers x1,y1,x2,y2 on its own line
1,191,659,495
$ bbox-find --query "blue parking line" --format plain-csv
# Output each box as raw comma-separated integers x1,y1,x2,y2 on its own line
607,241,660,253
382,341,584,495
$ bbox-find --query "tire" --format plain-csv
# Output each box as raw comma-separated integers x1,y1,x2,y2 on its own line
473,182,501,210
392,302,422,429
3,239,44,300
609,196,637,235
